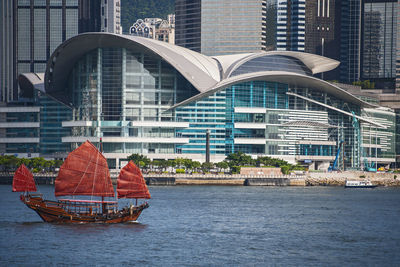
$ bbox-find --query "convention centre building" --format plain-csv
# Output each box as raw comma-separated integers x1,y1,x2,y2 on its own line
3,33,397,170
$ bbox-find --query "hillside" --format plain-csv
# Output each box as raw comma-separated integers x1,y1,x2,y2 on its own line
121,0,175,34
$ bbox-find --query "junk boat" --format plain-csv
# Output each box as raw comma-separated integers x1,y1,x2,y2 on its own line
12,141,150,223
345,180,377,188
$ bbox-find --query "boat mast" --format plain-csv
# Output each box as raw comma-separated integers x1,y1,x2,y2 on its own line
100,137,105,213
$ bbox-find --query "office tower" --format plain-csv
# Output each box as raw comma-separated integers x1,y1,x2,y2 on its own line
397,0,400,93
0,0,14,102
266,0,303,51
338,0,362,83
175,0,267,56
0,0,106,103
266,0,337,57
361,0,397,90
101,0,121,34
175,0,201,52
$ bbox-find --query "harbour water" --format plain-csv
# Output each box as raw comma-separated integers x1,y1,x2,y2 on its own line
1,185,400,266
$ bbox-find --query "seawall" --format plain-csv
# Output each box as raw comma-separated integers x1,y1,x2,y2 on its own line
1,172,399,186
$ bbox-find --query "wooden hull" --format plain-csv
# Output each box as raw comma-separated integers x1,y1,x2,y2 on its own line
21,195,149,224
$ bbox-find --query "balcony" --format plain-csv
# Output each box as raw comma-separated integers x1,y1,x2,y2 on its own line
234,138,266,145
0,137,40,143
0,122,39,128
62,136,189,144
234,123,266,129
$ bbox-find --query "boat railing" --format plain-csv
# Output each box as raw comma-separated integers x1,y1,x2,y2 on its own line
56,199,118,215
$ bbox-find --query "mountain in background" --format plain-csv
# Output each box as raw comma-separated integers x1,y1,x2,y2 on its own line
121,0,175,34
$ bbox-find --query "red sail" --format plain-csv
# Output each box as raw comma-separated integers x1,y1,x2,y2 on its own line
117,161,151,199
12,164,37,192
55,141,114,197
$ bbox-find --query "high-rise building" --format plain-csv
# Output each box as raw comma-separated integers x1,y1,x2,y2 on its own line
361,0,397,90
175,0,201,52
101,0,121,34
265,0,338,81
0,0,14,102
175,0,267,56
265,0,334,53
0,0,119,104
0,0,116,156
397,0,400,94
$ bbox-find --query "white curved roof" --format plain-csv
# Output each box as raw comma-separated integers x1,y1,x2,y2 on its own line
18,73,45,93
134,37,221,83
45,33,220,100
172,71,377,109
213,50,340,79
42,32,372,110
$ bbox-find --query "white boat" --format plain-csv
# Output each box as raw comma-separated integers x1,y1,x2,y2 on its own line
345,180,377,188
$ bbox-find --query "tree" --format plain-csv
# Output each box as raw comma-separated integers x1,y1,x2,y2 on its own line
352,80,375,89
201,162,214,173
192,161,201,172
127,153,151,169
0,155,19,171
215,161,229,172
174,158,185,168
121,0,174,34
256,156,289,168
225,151,255,168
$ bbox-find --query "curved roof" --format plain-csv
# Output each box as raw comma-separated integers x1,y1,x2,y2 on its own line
213,50,340,79
42,32,372,111
172,71,377,109
18,73,45,93
45,32,221,104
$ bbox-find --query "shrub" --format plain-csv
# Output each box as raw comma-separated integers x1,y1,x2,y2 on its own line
176,168,185,174
231,166,241,174
280,165,291,175
359,175,366,178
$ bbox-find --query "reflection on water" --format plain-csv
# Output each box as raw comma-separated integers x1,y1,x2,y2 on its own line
1,185,400,266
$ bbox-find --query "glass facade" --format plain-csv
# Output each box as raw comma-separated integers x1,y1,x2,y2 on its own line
5,32,398,169
200,0,264,55
29,45,394,169
175,0,266,55
362,1,397,88
66,47,197,155
339,0,361,82
4,0,101,102
175,0,202,52
38,95,72,155
230,55,312,77
16,1,80,98
0,106,40,156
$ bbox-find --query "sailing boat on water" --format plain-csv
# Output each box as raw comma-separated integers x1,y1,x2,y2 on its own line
12,141,150,224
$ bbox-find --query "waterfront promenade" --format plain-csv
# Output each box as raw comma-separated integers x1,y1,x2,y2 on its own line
1,171,399,186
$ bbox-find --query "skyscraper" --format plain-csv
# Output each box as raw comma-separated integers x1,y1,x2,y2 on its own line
101,0,121,34
0,0,120,104
175,0,267,56
0,0,14,102
175,0,201,52
361,0,397,90
339,0,362,83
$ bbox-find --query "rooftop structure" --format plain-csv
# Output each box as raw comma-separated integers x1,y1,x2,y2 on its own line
129,16,175,44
